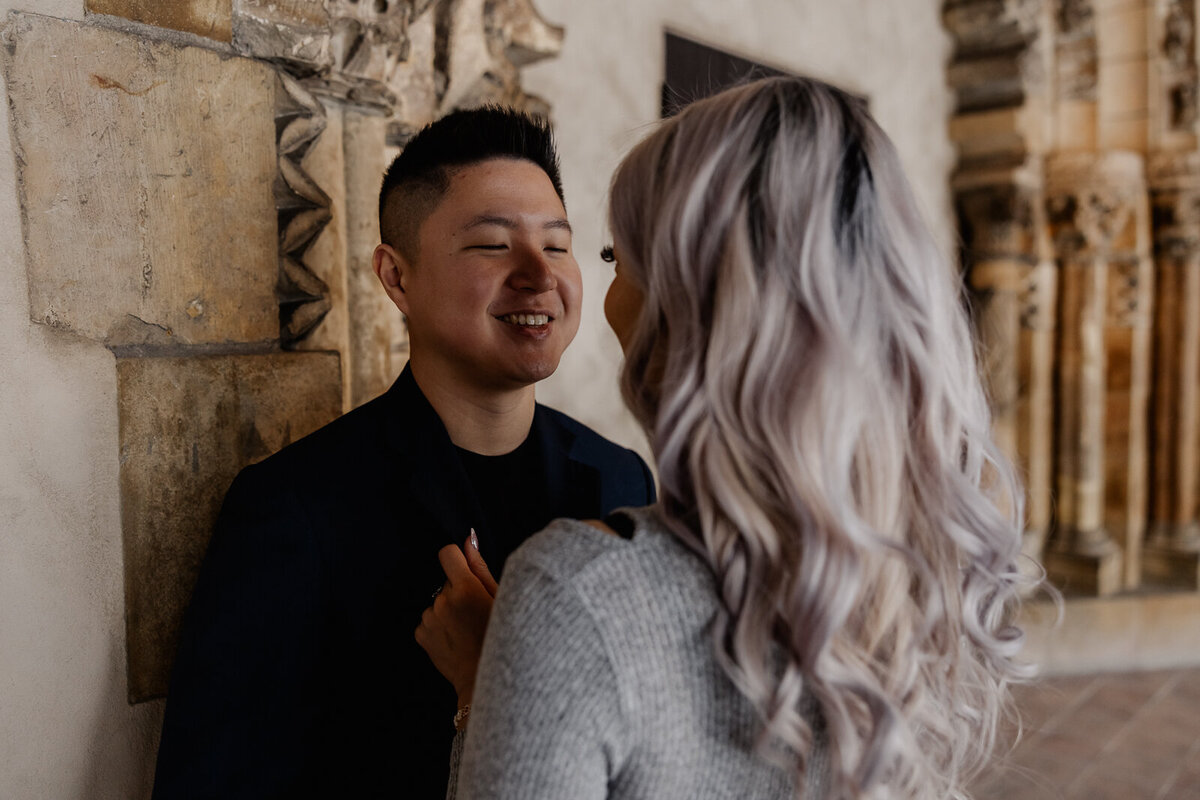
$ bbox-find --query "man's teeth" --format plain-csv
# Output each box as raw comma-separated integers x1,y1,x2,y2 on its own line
500,313,550,326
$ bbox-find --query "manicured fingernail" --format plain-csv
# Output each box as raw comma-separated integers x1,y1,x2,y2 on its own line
470,528,479,550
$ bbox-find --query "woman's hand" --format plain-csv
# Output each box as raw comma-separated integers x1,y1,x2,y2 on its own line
415,531,498,707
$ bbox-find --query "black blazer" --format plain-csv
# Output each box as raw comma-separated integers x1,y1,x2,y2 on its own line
152,366,656,799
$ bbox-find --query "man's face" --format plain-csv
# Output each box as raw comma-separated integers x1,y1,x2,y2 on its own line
398,158,582,393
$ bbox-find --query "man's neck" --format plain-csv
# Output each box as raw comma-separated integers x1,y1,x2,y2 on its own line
408,358,536,456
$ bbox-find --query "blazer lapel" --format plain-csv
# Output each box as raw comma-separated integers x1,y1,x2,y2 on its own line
531,405,603,521
382,366,485,552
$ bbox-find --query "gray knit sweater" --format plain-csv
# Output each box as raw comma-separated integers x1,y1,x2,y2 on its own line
447,506,830,799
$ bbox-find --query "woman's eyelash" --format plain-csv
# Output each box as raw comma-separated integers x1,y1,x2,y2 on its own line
600,245,615,263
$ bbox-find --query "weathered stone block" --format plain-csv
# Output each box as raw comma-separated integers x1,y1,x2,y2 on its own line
118,351,342,702
86,0,233,42
3,14,279,347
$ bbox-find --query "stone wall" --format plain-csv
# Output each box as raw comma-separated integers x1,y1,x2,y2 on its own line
0,0,563,795
945,0,1200,596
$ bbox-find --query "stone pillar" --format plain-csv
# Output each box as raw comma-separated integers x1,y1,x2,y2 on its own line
1146,153,1200,587
345,110,408,408
955,170,1058,560
944,0,1057,562
1044,153,1152,595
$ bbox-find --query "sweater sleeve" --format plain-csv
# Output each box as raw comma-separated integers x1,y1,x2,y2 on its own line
451,546,626,800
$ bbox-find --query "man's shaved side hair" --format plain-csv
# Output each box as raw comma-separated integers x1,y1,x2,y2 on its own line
378,106,565,263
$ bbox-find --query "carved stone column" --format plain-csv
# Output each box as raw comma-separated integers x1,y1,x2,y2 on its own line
956,170,1058,561
1146,153,1200,587
945,0,1057,563
1045,153,1152,595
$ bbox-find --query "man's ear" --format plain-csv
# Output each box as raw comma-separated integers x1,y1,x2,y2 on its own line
373,243,411,315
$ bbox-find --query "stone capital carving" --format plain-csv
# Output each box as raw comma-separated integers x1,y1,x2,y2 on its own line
957,181,1042,265
1046,153,1147,257
1150,152,1200,258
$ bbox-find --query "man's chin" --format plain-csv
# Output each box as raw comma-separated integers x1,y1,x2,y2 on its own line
503,357,562,389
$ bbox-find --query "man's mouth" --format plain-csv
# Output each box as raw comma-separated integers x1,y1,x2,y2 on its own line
497,313,551,326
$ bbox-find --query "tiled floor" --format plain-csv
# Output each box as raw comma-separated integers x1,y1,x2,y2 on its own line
972,668,1200,799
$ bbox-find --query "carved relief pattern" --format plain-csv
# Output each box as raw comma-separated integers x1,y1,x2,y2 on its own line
957,182,1039,263
1162,0,1199,132
274,72,334,347
1056,0,1098,101
1108,260,1147,326
1020,265,1056,330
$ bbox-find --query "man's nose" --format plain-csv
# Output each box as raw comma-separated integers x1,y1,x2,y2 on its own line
510,247,558,293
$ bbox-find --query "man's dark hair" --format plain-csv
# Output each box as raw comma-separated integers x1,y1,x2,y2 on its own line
378,106,564,261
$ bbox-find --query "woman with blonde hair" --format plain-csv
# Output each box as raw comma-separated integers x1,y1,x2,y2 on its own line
443,76,1030,799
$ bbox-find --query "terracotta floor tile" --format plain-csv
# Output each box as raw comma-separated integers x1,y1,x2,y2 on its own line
974,667,1200,800
1159,752,1200,799
1067,769,1166,800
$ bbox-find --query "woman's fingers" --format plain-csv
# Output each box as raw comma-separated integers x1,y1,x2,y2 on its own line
464,529,499,596
437,543,473,588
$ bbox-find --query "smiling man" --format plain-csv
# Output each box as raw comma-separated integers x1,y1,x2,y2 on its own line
152,108,656,800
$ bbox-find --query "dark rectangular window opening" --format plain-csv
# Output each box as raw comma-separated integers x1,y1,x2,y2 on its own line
662,32,791,118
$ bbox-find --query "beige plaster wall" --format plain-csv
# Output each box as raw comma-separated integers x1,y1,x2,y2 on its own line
528,0,957,462
0,4,164,799
0,2,953,797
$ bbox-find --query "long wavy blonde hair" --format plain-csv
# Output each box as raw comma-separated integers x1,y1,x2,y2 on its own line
608,77,1030,799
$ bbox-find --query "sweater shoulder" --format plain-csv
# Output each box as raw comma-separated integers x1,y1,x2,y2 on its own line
509,509,711,604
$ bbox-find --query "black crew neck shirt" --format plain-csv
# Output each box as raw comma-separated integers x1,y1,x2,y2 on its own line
455,431,551,576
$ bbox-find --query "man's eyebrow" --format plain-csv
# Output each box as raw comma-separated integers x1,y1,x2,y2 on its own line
461,215,573,234
463,214,519,231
